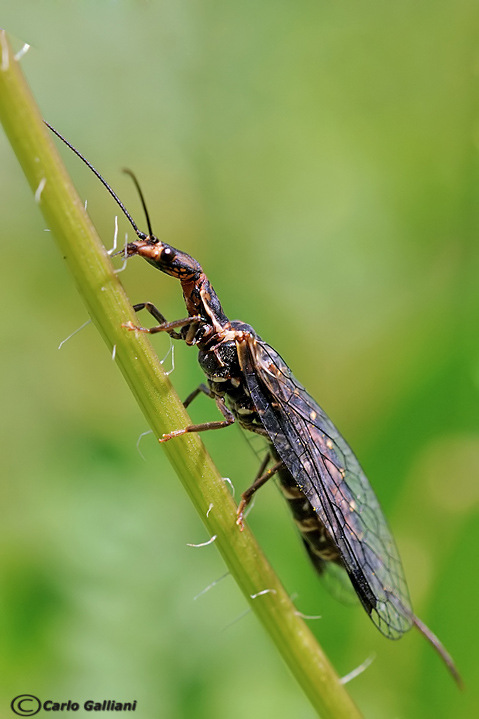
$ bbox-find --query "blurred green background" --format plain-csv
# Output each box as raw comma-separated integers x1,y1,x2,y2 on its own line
1,2,478,717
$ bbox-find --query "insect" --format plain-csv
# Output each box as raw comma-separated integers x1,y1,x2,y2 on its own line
46,122,461,685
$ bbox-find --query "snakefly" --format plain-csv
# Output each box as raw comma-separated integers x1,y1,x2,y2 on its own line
47,121,461,685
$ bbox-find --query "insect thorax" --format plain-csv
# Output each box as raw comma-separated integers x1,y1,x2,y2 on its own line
197,328,262,428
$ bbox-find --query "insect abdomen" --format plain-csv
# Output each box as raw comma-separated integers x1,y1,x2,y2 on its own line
276,462,341,571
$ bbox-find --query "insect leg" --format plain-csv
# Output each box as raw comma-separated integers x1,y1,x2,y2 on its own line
236,456,284,531
131,302,182,338
183,384,213,409
133,302,169,325
159,395,235,443
123,312,202,338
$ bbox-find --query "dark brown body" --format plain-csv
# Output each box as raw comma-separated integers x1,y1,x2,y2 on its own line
123,236,460,684
196,323,341,572
45,120,460,684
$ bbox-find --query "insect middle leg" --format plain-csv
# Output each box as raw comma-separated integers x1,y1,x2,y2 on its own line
183,383,213,409
159,394,236,443
236,453,284,530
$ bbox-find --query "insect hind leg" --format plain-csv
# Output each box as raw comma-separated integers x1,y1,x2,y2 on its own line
236,454,284,531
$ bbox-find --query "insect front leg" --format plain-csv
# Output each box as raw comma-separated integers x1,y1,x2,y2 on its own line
159,395,235,443
236,454,284,531
124,302,202,339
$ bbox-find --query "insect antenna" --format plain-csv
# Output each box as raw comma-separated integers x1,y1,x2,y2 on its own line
122,168,154,239
44,121,146,240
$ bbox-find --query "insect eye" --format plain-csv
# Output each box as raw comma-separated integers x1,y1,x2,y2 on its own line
161,246,176,262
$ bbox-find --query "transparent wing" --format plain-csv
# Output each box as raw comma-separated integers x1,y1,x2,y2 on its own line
300,538,360,606
238,336,413,639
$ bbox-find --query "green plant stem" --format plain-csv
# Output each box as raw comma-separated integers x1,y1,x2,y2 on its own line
0,31,362,719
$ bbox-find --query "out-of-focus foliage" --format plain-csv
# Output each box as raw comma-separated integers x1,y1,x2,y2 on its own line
1,2,478,717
